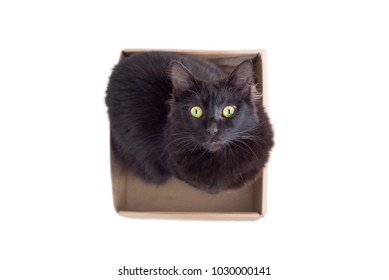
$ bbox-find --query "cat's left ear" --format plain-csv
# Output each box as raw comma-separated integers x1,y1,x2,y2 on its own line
170,62,195,93
227,60,254,93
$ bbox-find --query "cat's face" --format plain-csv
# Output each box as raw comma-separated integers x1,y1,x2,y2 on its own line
169,60,261,152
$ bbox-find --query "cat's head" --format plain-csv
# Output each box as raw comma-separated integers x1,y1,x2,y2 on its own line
168,60,262,152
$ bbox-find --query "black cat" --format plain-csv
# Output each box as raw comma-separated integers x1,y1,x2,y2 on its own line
106,52,273,193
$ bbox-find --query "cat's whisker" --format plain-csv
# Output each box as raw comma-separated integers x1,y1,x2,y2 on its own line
230,139,260,163
164,137,196,155
165,137,199,161
229,141,251,156
175,140,197,152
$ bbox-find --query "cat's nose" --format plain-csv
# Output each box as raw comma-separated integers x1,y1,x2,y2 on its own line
206,122,218,135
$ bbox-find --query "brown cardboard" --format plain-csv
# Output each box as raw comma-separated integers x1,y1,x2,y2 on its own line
110,49,268,220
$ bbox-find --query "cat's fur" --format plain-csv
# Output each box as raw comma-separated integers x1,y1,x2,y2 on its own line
106,52,273,193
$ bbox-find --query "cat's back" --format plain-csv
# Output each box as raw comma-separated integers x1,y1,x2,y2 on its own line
105,53,173,184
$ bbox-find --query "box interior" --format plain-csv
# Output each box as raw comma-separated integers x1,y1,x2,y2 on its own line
111,49,266,219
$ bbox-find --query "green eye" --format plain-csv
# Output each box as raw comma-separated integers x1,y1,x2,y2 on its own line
222,105,236,118
190,106,203,118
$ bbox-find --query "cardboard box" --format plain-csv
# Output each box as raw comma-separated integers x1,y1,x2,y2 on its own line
110,49,268,220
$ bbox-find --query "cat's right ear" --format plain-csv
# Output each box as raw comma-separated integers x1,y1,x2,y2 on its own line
170,62,195,94
226,60,254,92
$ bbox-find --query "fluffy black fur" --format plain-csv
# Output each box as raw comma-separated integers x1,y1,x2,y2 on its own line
106,52,274,192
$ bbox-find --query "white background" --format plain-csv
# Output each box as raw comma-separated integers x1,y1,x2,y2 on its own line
1,1,388,279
